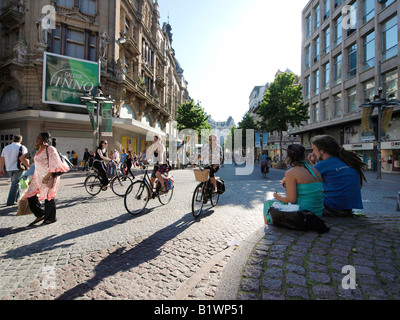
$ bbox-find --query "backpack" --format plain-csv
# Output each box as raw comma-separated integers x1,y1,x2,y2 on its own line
269,207,329,234
17,146,27,171
46,147,73,176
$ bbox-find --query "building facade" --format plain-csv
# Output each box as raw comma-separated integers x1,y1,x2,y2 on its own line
0,0,189,159
207,115,235,147
298,0,400,173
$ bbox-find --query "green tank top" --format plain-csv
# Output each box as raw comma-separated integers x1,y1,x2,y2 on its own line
296,162,324,217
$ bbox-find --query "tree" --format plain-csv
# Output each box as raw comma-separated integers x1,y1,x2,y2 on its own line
176,99,211,131
238,112,258,149
257,72,309,161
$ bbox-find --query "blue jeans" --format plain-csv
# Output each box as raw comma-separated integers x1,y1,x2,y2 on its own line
7,170,23,205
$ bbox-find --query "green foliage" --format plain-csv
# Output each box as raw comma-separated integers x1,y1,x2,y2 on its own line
257,72,309,133
176,100,211,131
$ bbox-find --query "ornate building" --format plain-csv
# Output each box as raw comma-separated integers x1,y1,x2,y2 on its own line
0,0,189,157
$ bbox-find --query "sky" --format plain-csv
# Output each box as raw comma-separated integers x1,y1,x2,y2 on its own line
158,0,310,125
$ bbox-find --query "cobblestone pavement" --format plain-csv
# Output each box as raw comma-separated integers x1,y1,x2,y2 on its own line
0,165,399,300
234,216,400,300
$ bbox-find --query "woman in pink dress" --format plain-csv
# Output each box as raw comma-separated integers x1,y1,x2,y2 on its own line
25,133,70,226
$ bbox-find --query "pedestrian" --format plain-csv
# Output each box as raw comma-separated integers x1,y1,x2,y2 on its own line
120,149,128,170
25,132,70,226
198,134,223,194
82,148,90,172
0,135,28,206
272,144,324,218
20,146,38,181
145,135,168,196
93,140,111,190
71,150,78,170
307,135,367,217
126,150,135,179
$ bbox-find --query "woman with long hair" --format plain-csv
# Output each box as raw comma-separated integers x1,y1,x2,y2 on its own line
308,135,367,217
93,140,111,190
272,144,324,219
146,135,168,195
25,132,70,226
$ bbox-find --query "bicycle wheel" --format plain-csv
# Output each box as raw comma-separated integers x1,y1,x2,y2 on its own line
158,188,174,205
210,190,220,207
84,174,102,196
192,183,204,218
124,181,149,215
111,174,133,197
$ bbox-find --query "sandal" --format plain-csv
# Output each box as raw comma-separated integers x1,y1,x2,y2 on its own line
42,219,57,225
28,216,45,227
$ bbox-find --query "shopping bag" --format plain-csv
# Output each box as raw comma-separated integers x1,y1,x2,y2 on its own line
17,190,32,216
19,178,29,190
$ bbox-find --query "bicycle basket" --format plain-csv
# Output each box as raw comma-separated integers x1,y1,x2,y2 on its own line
194,169,210,182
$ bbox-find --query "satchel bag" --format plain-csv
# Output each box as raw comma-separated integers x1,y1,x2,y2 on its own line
216,178,225,194
268,207,329,234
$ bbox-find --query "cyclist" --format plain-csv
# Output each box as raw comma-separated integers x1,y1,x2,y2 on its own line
145,135,168,196
93,140,112,190
261,151,269,176
198,134,223,194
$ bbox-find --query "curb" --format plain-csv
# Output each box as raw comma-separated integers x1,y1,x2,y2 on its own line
215,226,265,300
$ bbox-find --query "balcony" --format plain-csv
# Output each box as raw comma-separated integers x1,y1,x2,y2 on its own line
121,33,140,56
0,0,25,30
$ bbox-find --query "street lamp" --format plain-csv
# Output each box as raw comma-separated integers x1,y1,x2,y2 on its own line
80,89,115,147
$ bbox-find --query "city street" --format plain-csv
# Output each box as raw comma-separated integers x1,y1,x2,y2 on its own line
0,164,399,300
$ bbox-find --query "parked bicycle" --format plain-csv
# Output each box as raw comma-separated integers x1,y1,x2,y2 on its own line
191,164,225,219
124,164,174,215
84,160,133,197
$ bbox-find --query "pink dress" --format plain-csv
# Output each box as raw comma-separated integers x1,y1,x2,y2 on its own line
24,146,70,201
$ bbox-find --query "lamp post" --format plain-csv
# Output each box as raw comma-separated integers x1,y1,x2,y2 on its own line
359,64,400,179
80,89,115,148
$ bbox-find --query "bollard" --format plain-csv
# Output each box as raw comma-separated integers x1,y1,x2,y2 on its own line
397,191,400,212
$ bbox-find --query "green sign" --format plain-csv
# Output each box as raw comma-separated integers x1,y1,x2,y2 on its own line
102,103,113,137
43,52,99,107
86,103,97,132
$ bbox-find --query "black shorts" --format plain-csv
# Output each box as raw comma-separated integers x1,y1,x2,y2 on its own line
206,165,219,178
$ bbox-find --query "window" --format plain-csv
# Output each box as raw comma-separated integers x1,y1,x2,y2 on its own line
363,0,375,24
363,79,375,102
382,16,398,61
334,93,342,117
382,0,395,9
323,62,330,91
51,26,97,61
323,0,330,19
314,4,320,30
313,102,320,122
80,0,96,15
304,76,310,99
346,2,357,36
347,43,357,78
125,17,131,35
347,87,357,112
321,99,329,121
334,53,342,85
383,70,398,100
314,36,320,63
363,31,375,71
56,0,74,8
334,15,342,47
323,27,330,55
305,45,311,69
66,29,85,60
53,26,61,54
334,0,342,8
306,15,312,38
314,69,320,95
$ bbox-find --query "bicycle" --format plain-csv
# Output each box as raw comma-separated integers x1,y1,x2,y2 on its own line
124,164,174,215
191,164,223,219
84,160,133,197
